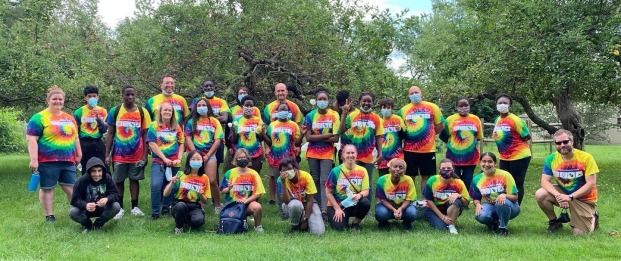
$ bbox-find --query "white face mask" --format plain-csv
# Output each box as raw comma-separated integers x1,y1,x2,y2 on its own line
497,104,510,114
286,169,296,179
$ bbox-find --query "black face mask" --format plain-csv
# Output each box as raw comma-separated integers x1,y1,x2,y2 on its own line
236,158,250,168
440,170,453,179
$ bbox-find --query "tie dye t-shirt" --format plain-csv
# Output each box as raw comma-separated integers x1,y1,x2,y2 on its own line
262,99,303,124
185,117,224,155
189,96,230,116
422,175,470,207
470,169,518,204
276,170,317,203
145,94,190,126
398,102,443,153
233,116,264,158
493,113,531,161
266,120,301,167
303,109,340,160
74,105,108,139
105,106,152,163
442,113,484,166
220,168,266,203
26,110,78,162
375,174,416,207
342,110,385,164
543,149,599,202
172,172,211,203
379,115,406,169
230,105,261,121
325,164,369,206
146,122,185,165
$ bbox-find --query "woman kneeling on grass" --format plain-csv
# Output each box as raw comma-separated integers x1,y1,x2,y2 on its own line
163,150,210,234
423,159,470,234
375,158,418,230
220,148,266,232
325,144,371,231
471,152,521,237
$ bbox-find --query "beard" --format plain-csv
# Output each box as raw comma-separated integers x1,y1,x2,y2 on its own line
558,145,573,155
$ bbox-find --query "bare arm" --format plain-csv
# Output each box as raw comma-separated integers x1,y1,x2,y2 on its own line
26,135,39,171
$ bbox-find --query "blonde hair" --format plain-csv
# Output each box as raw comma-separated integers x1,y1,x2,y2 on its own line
46,85,65,101
387,158,407,168
156,103,179,129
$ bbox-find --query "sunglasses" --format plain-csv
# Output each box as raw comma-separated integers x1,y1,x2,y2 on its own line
554,140,570,146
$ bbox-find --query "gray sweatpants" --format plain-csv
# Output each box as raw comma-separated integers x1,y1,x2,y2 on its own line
282,200,325,235
308,158,333,213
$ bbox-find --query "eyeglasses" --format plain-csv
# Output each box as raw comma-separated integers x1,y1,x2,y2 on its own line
554,140,570,146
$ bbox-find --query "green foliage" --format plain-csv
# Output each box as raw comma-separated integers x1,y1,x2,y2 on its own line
0,108,26,153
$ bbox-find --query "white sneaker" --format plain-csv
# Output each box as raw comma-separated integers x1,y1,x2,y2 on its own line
214,206,222,214
114,208,125,220
131,207,145,216
254,225,264,233
448,225,459,235
174,227,183,234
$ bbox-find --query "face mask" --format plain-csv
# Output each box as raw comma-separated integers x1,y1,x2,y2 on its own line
197,106,209,115
483,166,496,175
277,111,290,120
162,90,173,96
309,99,316,106
360,106,372,113
317,100,329,110
238,94,247,103
88,97,98,107
286,169,296,179
497,104,510,114
243,106,254,116
236,158,250,168
440,170,453,179
204,91,214,98
457,106,470,115
189,160,202,169
380,108,392,117
409,93,422,104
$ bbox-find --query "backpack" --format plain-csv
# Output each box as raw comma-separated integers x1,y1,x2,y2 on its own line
216,202,248,234
113,104,145,125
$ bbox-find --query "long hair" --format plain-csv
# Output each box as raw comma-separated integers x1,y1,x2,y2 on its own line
189,97,214,135
157,102,179,129
183,150,205,176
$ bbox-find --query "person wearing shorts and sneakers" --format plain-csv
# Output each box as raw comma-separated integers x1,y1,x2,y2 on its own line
535,129,599,235
105,85,152,219
398,86,444,195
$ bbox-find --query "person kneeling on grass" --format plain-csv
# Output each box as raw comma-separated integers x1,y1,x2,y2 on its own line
220,148,266,232
163,150,211,234
325,144,371,232
69,157,121,233
423,159,470,234
277,157,325,235
471,152,520,237
375,158,418,230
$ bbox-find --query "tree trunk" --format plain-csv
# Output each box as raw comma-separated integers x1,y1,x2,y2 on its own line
552,88,585,150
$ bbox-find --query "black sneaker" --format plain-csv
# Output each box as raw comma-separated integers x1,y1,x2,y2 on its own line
350,223,361,232
289,225,299,233
321,212,328,222
268,200,276,205
161,207,171,216
594,210,599,229
92,219,104,230
547,219,563,232
45,215,56,223
487,220,499,232
378,222,390,230
150,214,160,220
498,228,508,237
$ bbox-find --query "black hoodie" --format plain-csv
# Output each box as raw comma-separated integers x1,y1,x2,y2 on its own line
70,157,120,210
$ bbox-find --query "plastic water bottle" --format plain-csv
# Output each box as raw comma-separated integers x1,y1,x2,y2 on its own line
165,167,172,181
28,172,40,192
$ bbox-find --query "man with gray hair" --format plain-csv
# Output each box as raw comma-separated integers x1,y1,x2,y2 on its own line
534,129,599,235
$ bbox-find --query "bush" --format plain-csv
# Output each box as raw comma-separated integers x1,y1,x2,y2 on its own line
0,108,27,154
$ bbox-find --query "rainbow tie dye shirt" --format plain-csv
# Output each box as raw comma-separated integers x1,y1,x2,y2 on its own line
325,164,369,206
26,110,78,162
342,110,385,164
379,114,405,169
220,168,266,203
145,94,190,126
266,120,301,167
398,101,443,153
146,122,185,164
229,105,261,121
276,171,317,203
470,169,518,204
375,174,416,207
442,113,483,165
105,106,152,163
74,105,108,139
543,149,599,202
262,99,303,124
185,116,224,155
232,116,264,158
492,113,531,161
303,109,340,160
422,175,470,207
172,172,211,203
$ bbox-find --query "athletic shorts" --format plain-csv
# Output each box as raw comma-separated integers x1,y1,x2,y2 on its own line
404,151,437,177
113,162,145,183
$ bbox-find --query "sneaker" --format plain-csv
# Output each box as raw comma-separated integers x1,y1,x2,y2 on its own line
161,207,171,216
268,200,276,205
150,214,160,220
448,225,459,235
174,227,183,234
114,209,125,220
289,225,300,233
254,225,264,233
131,207,145,216
403,222,413,231
378,222,390,230
321,212,328,222
498,228,508,237
214,206,222,214
350,223,361,232
594,210,599,229
547,219,563,233
82,227,91,234
45,215,56,223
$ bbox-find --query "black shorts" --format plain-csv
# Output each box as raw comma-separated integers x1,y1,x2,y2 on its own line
404,151,437,177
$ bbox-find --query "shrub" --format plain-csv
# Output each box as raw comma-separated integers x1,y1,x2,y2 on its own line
0,108,27,154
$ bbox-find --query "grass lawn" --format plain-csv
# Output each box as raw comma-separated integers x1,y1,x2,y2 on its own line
0,143,619,260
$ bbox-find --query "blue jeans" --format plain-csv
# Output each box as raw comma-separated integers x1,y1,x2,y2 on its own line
150,163,179,215
475,201,521,229
356,161,375,205
425,200,465,230
375,204,417,227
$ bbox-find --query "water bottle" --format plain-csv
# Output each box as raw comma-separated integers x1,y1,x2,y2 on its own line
165,167,172,181
28,172,40,192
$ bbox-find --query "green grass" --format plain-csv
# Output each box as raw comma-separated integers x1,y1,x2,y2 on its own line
1,144,620,260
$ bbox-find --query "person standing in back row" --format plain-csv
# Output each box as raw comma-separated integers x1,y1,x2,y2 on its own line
74,86,108,176
145,74,190,127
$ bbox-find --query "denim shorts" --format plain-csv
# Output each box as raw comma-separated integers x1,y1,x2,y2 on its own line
38,162,77,189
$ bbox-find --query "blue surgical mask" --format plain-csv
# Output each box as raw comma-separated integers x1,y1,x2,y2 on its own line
409,93,422,104
189,160,202,170
197,106,209,115
380,108,392,117
277,111,290,120
238,94,247,103
317,100,329,109
88,97,98,107
204,91,214,98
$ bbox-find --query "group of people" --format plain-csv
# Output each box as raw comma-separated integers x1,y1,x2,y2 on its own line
26,76,600,236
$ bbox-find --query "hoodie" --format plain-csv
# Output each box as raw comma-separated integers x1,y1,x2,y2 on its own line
70,157,120,210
